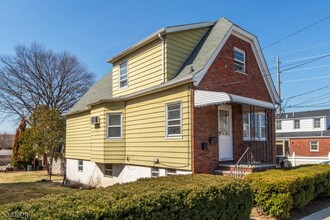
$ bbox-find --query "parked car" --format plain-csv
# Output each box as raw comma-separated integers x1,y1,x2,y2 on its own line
319,160,330,165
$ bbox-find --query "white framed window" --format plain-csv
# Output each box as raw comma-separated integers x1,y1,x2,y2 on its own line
151,167,159,177
294,120,300,129
78,160,83,172
106,113,122,139
166,103,182,137
314,118,321,128
243,114,250,138
234,48,246,73
104,164,113,177
119,61,128,88
166,169,176,176
310,141,319,152
243,113,266,141
276,121,282,130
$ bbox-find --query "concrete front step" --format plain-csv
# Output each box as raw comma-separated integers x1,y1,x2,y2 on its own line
214,169,251,177
215,163,276,176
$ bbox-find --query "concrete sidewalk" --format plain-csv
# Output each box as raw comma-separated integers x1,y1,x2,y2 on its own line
301,207,330,220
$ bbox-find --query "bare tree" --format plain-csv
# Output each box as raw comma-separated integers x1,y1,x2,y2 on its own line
0,43,95,120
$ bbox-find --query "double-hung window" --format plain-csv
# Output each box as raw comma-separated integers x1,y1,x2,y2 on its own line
310,141,319,152
234,48,246,73
106,113,122,139
166,103,182,137
294,120,300,129
314,118,320,128
119,61,128,88
243,113,266,141
276,121,282,130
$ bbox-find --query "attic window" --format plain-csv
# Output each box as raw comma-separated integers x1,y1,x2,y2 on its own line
234,48,245,73
119,61,128,88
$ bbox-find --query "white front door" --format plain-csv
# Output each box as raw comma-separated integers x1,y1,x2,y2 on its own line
218,105,233,161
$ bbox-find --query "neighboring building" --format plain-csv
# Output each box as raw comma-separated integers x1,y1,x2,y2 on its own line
0,133,14,150
0,150,12,167
66,18,280,187
276,109,330,159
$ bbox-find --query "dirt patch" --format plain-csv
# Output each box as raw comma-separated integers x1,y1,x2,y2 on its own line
250,196,330,219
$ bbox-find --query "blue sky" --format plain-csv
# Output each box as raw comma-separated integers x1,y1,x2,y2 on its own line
1,0,330,133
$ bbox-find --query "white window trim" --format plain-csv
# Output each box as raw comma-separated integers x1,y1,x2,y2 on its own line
118,60,128,89
104,164,113,177
313,118,321,129
234,47,246,74
294,120,300,129
78,160,83,172
106,113,123,140
276,121,282,130
151,167,159,177
243,112,266,141
165,102,182,139
309,141,319,152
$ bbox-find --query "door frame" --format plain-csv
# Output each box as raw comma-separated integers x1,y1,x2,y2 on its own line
218,105,233,161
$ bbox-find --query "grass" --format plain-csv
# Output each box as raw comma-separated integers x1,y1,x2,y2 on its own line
0,171,75,205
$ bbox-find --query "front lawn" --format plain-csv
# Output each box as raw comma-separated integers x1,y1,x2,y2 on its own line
0,171,75,205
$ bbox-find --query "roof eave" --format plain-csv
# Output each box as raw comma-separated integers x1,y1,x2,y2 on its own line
106,21,215,64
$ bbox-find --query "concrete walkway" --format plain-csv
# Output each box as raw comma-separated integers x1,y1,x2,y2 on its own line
301,207,330,220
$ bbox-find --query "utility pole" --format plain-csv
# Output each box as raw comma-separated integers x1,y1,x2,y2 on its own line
276,56,281,113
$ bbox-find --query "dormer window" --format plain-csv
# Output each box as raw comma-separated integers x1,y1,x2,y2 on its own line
119,61,128,88
234,48,245,73
314,118,320,128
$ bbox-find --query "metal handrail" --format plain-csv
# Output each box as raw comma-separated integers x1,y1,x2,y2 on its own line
230,147,250,178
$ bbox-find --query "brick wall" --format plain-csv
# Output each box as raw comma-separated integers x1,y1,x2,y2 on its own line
196,35,272,103
289,138,330,156
192,34,275,173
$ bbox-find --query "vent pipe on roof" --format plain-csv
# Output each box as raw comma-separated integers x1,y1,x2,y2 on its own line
158,33,165,83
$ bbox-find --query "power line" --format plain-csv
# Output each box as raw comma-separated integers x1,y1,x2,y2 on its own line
282,85,330,100
292,92,330,106
266,41,330,61
262,15,330,50
281,54,330,72
283,63,330,73
282,75,330,83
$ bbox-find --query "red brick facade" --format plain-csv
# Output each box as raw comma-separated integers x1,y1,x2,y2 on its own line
289,138,330,157
192,34,275,174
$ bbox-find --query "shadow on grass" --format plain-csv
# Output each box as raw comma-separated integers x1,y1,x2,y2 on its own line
0,181,76,205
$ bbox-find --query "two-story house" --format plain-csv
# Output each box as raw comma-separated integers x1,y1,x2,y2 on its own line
65,18,280,187
276,109,330,158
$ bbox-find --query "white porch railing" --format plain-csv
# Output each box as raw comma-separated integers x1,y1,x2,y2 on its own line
288,152,330,166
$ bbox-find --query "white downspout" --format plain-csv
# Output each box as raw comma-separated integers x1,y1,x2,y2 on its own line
158,33,165,83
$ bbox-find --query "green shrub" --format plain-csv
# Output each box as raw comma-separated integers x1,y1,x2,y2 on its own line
245,164,330,218
1,174,253,220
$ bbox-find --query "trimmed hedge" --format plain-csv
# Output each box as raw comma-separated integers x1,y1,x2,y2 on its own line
244,165,330,218
1,174,253,220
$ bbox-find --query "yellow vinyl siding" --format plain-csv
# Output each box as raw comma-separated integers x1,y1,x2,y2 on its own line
112,39,163,97
165,27,208,80
66,111,91,160
125,84,192,169
86,102,126,163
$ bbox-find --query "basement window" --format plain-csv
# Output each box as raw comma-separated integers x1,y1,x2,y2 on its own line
166,169,176,176
119,61,128,88
310,141,319,152
104,164,113,177
78,160,83,172
151,167,159,177
234,48,246,73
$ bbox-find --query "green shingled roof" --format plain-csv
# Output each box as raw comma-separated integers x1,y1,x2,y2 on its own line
68,72,112,114
174,18,233,81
